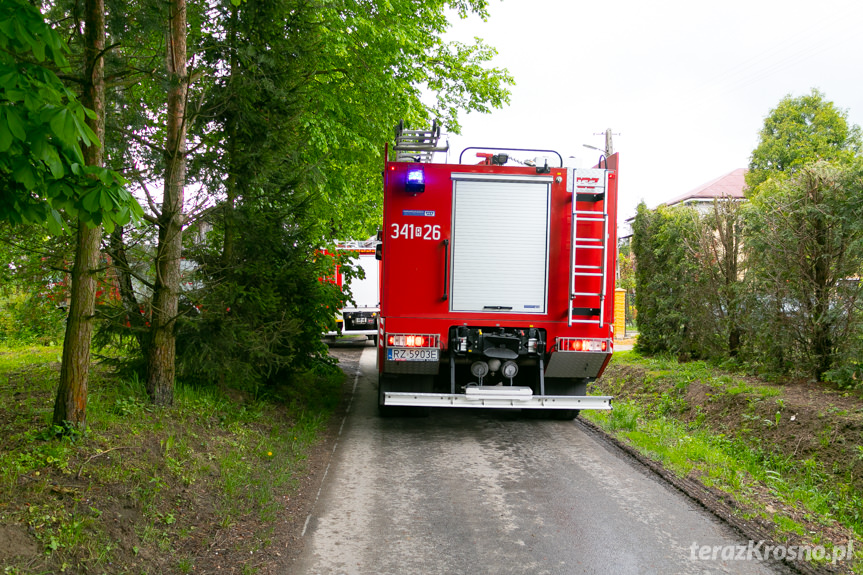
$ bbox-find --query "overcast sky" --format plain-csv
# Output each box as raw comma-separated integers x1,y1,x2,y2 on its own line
441,0,863,225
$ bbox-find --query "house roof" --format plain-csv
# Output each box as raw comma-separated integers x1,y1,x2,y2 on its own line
662,168,747,207
620,168,749,237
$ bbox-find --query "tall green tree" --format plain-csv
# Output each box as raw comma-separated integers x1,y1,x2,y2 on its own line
741,91,863,381
1,0,142,430
197,0,513,242
743,161,863,381
690,199,745,357
145,0,190,405
159,0,513,394
52,0,110,430
746,88,862,191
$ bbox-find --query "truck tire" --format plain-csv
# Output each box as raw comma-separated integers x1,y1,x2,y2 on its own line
532,377,586,420
378,374,431,417
547,409,580,420
402,374,432,417
378,374,398,417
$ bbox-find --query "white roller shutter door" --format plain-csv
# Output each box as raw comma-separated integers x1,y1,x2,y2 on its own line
351,254,379,308
450,173,550,314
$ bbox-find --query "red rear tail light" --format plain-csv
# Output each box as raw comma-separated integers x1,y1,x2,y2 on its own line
557,338,610,353
385,333,439,348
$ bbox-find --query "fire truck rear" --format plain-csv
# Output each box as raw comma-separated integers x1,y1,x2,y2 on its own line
377,124,617,418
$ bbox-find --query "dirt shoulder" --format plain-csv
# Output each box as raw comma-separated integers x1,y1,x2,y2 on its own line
276,346,358,568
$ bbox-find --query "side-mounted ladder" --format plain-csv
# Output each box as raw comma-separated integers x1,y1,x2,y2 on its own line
568,168,610,327
393,120,449,163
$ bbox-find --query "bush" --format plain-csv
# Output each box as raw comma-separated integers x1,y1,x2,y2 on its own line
631,203,714,357
95,199,346,397
742,161,863,381
0,291,66,345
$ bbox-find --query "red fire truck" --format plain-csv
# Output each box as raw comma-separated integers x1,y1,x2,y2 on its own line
322,239,380,343
376,124,617,418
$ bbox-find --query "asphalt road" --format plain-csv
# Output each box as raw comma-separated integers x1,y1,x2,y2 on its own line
292,342,785,575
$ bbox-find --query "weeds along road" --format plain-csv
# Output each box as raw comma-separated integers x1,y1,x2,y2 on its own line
292,342,789,575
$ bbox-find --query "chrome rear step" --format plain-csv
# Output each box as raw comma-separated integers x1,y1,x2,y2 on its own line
384,388,612,410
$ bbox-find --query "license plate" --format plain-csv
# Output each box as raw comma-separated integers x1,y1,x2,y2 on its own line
387,348,439,362
354,317,368,324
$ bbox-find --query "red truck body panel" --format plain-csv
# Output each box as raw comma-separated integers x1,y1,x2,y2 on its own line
376,148,619,412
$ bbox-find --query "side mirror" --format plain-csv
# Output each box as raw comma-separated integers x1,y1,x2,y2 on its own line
375,243,382,261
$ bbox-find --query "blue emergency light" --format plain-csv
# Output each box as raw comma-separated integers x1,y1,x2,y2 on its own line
405,168,425,194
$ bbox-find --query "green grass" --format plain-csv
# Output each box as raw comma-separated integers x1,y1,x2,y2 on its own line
0,343,342,574
0,344,61,369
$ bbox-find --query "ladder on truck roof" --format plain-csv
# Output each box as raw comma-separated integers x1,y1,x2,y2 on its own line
393,120,449,163
569,168,610,328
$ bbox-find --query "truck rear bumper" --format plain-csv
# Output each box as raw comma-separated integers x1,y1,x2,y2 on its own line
383,387,612,410
342,310,378,335
343,328,378,336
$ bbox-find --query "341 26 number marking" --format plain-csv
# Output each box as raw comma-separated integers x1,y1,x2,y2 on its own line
391,223,441,240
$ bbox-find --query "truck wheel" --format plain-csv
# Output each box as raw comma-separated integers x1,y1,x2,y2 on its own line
378,374,431,417
548,409,579,420
525,409,580,420
401,375,431,417
531,377,585,420
378,374,399,417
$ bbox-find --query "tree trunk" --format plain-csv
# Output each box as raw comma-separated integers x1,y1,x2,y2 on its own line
723,208,741,357
53,225,100,430
52,0,105,431
812,248,834,381
809,173,834,382
146,0,188,405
